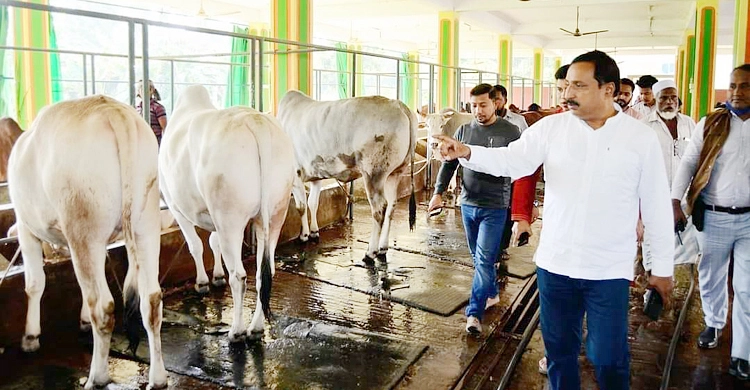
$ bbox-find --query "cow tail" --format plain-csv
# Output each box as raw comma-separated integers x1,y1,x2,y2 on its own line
109,107,141,354
246,115,275,320
407,108,417,231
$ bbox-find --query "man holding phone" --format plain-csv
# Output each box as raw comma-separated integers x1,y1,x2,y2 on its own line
434,51,674,390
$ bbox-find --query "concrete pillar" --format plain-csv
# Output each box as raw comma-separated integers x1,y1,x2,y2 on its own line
533,48,544,105
272,0,312,111
401,51,419,110
676,46,685,104
734,0,750,66
498,34,512,84
682,32,696,116
438,11,459,110
692,0,718,120
249,24,271,110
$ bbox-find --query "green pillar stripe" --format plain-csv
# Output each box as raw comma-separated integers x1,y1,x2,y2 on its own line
686,34,696,117
275,0,288,96
533,51,542,103
297,0,310,94
439,18,451,108
335,42,348,99
698,7,716,119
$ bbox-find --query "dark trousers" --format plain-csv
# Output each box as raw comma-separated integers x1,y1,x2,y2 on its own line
500,186,514,252
538,267,631,390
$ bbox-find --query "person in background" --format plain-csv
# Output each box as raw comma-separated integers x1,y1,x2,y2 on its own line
617,78,643,120
632,75,659,117
427,83,521,334
136,79,167,145
672,64,750,380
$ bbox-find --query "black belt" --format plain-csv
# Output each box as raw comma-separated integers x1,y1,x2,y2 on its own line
705,204,750,214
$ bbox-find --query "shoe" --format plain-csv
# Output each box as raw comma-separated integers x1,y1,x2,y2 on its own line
697,327,721,349
729,358,749,381
538,357,548,375
485,295,500,310
466,316,481,334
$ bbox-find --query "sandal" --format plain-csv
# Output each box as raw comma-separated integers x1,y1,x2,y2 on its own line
538,357,548,375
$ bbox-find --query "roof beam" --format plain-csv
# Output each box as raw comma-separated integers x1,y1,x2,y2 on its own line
454,0,695,12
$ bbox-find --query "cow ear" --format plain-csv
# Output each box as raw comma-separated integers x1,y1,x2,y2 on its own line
442,110,455,119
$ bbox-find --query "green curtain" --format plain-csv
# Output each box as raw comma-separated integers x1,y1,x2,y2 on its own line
49,13,61,103
335,42,349,99
225,26,249,107
0,6,11,118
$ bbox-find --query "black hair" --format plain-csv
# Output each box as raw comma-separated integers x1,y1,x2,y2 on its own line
620,78,635,92
571,50,621,96
471,83,497,100
554,64,570,81
492,84,508,99
636,75,658,89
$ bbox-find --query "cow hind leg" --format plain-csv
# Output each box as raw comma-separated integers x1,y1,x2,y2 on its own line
214,224,248,342
68,242,114,389
17,223,45,353
209,232,226,287
292,175,310,243
131,224,168,389
377,174,400,259
80,299,92,332
308,180,323,242
171,209,210,294
363,174,387,264
249,202,287,334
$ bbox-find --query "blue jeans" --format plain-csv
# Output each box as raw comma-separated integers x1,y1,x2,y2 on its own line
538,268,630,390
461,205,508,320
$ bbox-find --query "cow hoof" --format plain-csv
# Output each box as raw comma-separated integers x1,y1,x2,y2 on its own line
299,234,310,243
212,276,226,287
147,379,169,390
310,232,320,243
362,255,376,267
83,374,111,390
228,330,247,343
79,320,92,333
194,283,210,295
21,334,40,352
247,330,264,341
376,253,387,263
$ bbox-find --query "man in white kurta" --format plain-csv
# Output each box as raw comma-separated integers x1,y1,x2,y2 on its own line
435,50,674,390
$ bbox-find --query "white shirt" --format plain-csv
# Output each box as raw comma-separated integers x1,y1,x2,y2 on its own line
632,101,657,118
671,113,750,207
501,110,529,132
458,111,674,280
643,111,695,188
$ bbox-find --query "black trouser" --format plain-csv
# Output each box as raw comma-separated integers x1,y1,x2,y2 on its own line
500,185,514,252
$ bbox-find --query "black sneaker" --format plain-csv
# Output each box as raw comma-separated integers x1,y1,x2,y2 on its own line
729,358,749,381
697,327,721,349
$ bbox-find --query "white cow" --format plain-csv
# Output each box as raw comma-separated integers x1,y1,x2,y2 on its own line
7,96,167,389
159,85,297,341
422,108,473,199
277,90,417,263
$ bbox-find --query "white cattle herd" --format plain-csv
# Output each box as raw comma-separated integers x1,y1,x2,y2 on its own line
4,86,418,389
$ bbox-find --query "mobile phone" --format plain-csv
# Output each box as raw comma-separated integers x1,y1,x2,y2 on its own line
429,207,443,217
643,287,663,321
517,232,530,247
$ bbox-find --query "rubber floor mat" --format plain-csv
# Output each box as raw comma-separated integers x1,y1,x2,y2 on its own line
278,241,473,316
110,313,427,390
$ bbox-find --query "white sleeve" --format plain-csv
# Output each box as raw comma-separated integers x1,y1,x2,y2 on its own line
458,122,547,180
671,118,705,200
639,132,675,277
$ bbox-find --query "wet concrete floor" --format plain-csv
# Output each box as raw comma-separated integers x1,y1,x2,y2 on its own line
2,190,748,389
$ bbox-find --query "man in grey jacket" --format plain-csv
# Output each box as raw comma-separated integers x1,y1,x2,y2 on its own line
427,83,521,333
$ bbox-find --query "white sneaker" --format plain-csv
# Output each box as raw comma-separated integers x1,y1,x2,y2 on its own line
485,295,500,310
466,316,482,334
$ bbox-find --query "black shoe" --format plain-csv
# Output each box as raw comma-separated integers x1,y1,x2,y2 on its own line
729,358,749,381
697,327,721,349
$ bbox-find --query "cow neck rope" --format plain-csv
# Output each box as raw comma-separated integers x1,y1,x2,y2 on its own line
0,247,21,288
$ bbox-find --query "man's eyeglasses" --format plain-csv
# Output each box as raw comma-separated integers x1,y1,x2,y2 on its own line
658,95,679,103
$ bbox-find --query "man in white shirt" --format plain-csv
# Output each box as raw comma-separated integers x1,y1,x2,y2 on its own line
617,78,643,120
435,50,674,390
672,64,750,380
640,80,698,274
493,84,529,132
632,75,659,117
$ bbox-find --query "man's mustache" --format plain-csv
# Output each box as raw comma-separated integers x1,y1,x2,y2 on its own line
565,99,580,107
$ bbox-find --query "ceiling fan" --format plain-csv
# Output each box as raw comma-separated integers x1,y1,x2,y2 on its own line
560,6,609,37
194,0,239,18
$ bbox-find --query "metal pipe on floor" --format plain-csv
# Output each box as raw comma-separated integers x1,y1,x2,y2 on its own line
660,263,697,390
